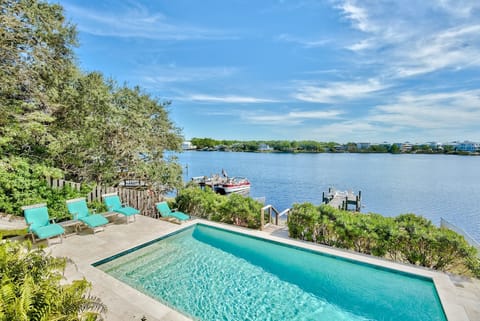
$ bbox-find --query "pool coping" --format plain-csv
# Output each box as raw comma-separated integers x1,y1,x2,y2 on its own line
50,216,471,321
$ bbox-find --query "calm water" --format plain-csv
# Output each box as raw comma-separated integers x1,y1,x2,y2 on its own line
177,151,480,241
97,224,446,321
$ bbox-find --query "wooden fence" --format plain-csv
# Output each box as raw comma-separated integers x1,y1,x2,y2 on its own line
46,177,165,217
46,177,81,191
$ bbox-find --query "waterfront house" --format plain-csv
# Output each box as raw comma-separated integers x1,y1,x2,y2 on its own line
393,142,413,153
259,143,274,152
356,142,371,150
182,141,196,150
456,141,480,152
427,142,443,150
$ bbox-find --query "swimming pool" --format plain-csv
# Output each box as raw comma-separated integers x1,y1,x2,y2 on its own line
94,224,446,321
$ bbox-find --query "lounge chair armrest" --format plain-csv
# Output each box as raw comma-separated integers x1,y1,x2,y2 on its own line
49,218,57,224
70,212,79,220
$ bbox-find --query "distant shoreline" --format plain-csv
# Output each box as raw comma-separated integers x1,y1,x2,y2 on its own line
184,139,480,155
184,149,480,156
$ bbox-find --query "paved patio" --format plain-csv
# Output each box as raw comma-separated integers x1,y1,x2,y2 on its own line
43,215,479,321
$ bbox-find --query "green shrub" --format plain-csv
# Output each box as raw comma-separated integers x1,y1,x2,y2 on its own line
288,203,480,278
0,156,94,219
174,187,265,228
287,203,318,241
175,186,225,219
218,193,263,228
89,199,108,214
0,240,107,319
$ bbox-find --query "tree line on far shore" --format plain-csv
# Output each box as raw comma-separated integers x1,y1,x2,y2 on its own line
190,138,464,154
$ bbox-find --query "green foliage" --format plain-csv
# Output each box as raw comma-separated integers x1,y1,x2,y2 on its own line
0,156,105,219
0,0,77,158
88,200,108,215
188,138,469,155
53,77,183,186
174,187,264,228
389,144,401,154
0,240,106,320
288,204,480,278
191,138,221,149
0,0,184,216
287,203,319,241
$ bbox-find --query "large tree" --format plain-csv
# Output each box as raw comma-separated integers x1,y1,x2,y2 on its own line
0,0,77,158
0,0,184,192
53,73,183,187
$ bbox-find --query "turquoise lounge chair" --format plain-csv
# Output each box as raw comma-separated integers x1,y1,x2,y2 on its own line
66,198,108,233
156,201,190,223
22,203,65,244
102,192,139,223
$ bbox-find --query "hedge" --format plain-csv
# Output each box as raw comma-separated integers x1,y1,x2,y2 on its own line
288,203,480,278
174,186,265,229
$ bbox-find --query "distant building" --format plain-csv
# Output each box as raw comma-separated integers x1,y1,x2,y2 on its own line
259,143,273,151
182,141,196,150
456,141,480,152
356,142,371,150
427,142,443,150
401,142,413,152
393,142,413,152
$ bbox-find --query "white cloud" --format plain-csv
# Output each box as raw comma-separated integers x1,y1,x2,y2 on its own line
346,38,376,51
368,90,480,129
394,24,480,77
302,89,480,142
294,79,386,103
142,66,238,84
337,0,376,33
181,94,278,104
276,33,330,48
243,109,344,125
63,2,233,40
435,0,480,18
335,1,480,77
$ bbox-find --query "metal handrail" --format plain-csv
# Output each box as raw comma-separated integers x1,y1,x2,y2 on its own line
440,217,480,254
260,205,291,230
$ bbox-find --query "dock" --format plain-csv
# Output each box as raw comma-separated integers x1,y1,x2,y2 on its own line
322,188,361,212
192,175,225,190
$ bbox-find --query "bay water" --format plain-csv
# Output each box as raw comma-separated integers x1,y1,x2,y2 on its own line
177,151,480,241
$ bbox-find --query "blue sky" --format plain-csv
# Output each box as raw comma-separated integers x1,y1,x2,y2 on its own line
58,0,480,143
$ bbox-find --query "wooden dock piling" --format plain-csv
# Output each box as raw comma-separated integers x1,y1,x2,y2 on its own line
323,188,361,212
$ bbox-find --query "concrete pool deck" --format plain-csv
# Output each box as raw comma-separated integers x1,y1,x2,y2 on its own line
46,215,479,321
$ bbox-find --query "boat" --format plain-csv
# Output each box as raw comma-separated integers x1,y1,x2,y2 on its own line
215,177,251,195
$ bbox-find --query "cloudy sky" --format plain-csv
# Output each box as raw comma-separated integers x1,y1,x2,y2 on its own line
59,0,480,143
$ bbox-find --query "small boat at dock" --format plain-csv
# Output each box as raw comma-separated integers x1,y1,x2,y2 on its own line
191,172,251,195
216,177,251,194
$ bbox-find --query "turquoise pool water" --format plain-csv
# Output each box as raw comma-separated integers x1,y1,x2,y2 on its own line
95,224,446,321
